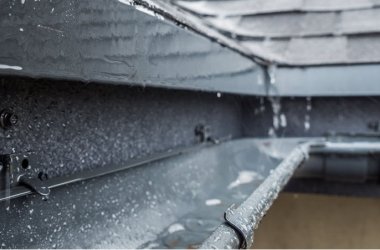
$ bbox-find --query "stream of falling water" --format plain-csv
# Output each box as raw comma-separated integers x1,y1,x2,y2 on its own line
266,64,286,137
265,65,313,136
305,96,312,132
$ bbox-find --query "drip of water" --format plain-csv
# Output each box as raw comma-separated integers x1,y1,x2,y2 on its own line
5,164,10,209
268,96,283,137
305,97,312,132
306,97,312,111
259,97,265,112
304,114,311,131
280,113,287,128
267,64,277,85
268,127,275,137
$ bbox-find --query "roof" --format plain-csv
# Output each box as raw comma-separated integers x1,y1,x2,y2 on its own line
2,0,380,96
149,0,380,66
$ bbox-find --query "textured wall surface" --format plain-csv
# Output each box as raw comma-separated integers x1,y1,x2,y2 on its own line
0,77,242,178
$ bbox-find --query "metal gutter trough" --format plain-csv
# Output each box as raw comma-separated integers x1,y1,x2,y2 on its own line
3,136,379,248
0,138,306,248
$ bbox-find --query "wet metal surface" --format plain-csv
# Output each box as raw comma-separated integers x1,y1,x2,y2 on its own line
0,139,281,248
1,135,379,248
129,0,380,96
0,0,262,95
2,0,380,96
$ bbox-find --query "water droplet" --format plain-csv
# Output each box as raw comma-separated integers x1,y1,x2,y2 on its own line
268,64,277,85
306,97,312,111
280,113,287,127
304,115,310,131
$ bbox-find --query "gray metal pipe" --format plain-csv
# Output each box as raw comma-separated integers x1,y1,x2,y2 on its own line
200,143,310,249
310,141,380,154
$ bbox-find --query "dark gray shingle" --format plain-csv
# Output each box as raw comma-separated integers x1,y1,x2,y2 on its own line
172,0,380,65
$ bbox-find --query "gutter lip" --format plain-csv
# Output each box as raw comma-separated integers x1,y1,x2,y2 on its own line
200,139,380,249
200,142,311,249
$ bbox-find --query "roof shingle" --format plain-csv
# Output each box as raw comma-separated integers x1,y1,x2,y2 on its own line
171,0,380,65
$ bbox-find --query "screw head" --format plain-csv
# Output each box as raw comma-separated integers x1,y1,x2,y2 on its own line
0,109,18,129
8,113,18,126
38,171,49,181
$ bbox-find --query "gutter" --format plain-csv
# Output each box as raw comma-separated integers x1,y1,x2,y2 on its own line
2,137,380,248
201,143,310,249
201,139,380,248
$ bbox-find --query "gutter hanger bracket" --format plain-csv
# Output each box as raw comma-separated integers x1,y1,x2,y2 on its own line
224,204,254,249
195,124,219,144
0,152,50,199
